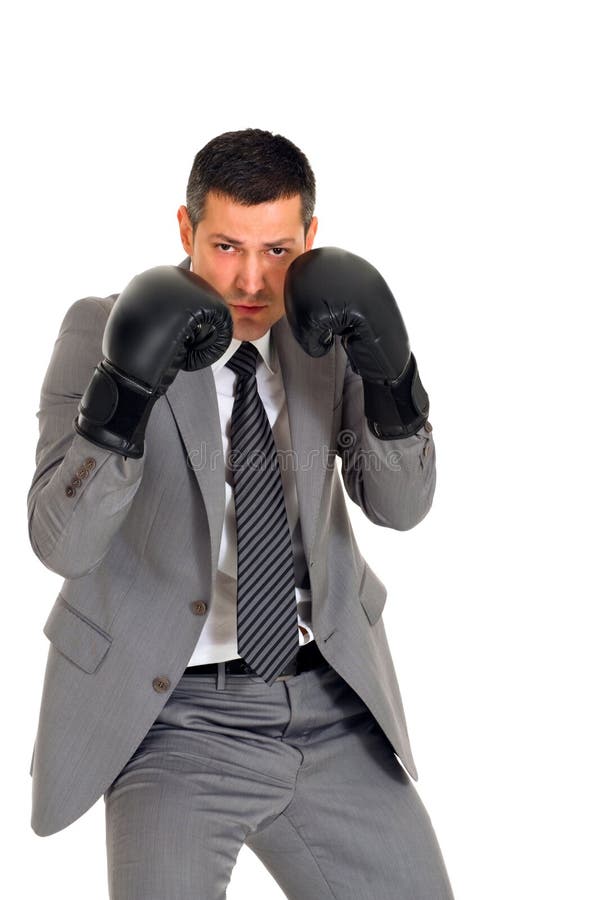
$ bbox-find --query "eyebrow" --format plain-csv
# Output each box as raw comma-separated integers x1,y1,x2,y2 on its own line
207,233,297,247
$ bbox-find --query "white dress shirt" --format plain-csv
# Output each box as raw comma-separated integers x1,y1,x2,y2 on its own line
185,323,315,666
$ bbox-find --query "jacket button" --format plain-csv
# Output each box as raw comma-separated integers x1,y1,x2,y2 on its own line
191,601,208,615
84,457,96,470
65,485,76,498
423,444,431,457
76,466,89,479
424,421,433,433
152,676,171,693
71,476,82,488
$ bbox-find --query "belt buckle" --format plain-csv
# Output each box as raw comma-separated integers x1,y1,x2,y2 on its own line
234,661,255,675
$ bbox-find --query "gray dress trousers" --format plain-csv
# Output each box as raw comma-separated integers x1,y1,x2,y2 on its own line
104,657,455,899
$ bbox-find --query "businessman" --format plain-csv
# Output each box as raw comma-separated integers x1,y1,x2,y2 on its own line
28,128,455,898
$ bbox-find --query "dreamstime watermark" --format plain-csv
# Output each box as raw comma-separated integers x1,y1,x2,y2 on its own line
186,429,404,473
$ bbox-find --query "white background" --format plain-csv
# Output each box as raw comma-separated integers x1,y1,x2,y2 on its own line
3,1,597,897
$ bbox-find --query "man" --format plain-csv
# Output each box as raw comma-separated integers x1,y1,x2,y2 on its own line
28,128,454,898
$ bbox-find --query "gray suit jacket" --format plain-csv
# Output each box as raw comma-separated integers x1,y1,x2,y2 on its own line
27,257,436,836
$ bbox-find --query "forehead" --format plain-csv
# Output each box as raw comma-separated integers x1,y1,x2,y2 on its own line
199,191,303,240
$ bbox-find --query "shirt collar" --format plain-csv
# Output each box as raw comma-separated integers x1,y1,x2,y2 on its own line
212,328,276,376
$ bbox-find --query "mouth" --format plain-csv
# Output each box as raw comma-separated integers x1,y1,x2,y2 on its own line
231,304,267,313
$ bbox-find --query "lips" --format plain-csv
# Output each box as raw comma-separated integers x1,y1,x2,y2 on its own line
232,304,267,311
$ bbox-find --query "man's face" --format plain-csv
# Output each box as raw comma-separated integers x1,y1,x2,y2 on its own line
177,191,318,341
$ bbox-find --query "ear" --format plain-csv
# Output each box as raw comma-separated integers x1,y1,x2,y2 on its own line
177,206,194,256
305,216,318,251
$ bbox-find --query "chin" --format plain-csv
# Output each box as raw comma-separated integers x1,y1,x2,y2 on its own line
233,322,270,341
231,309,282,342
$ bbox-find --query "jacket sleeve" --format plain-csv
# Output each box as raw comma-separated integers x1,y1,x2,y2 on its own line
27,296,145,579
336,354,436,530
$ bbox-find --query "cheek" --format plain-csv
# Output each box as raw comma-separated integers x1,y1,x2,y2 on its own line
270,265,289,290
267,273,287,306
193,254,232,290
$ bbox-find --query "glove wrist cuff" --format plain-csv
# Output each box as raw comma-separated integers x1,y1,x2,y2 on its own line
74,360,156,458
363,353,430,439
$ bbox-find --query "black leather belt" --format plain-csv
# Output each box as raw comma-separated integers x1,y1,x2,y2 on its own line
183,639,328,679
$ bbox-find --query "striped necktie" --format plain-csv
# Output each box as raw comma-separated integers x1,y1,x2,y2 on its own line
225,341,300,685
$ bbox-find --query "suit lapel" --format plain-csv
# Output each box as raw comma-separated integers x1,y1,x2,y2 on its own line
164,364,225,587
165,256,336,582
272,313,336,564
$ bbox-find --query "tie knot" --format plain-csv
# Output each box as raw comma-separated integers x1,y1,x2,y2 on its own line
225,341,259,379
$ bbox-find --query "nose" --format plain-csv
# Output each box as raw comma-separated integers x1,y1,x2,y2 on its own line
234,253,267,297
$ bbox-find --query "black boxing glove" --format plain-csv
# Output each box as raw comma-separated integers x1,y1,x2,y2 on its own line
74,266,233,458
284,247,429,439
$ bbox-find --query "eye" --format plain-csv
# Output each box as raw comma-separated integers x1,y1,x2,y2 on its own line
215,243,236,253
268,247,288,257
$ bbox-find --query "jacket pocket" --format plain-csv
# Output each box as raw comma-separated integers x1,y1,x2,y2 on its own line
43,594,113,674
358,561,388,625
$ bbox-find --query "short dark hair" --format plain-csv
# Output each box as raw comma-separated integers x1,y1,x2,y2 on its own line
185,128,316,237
